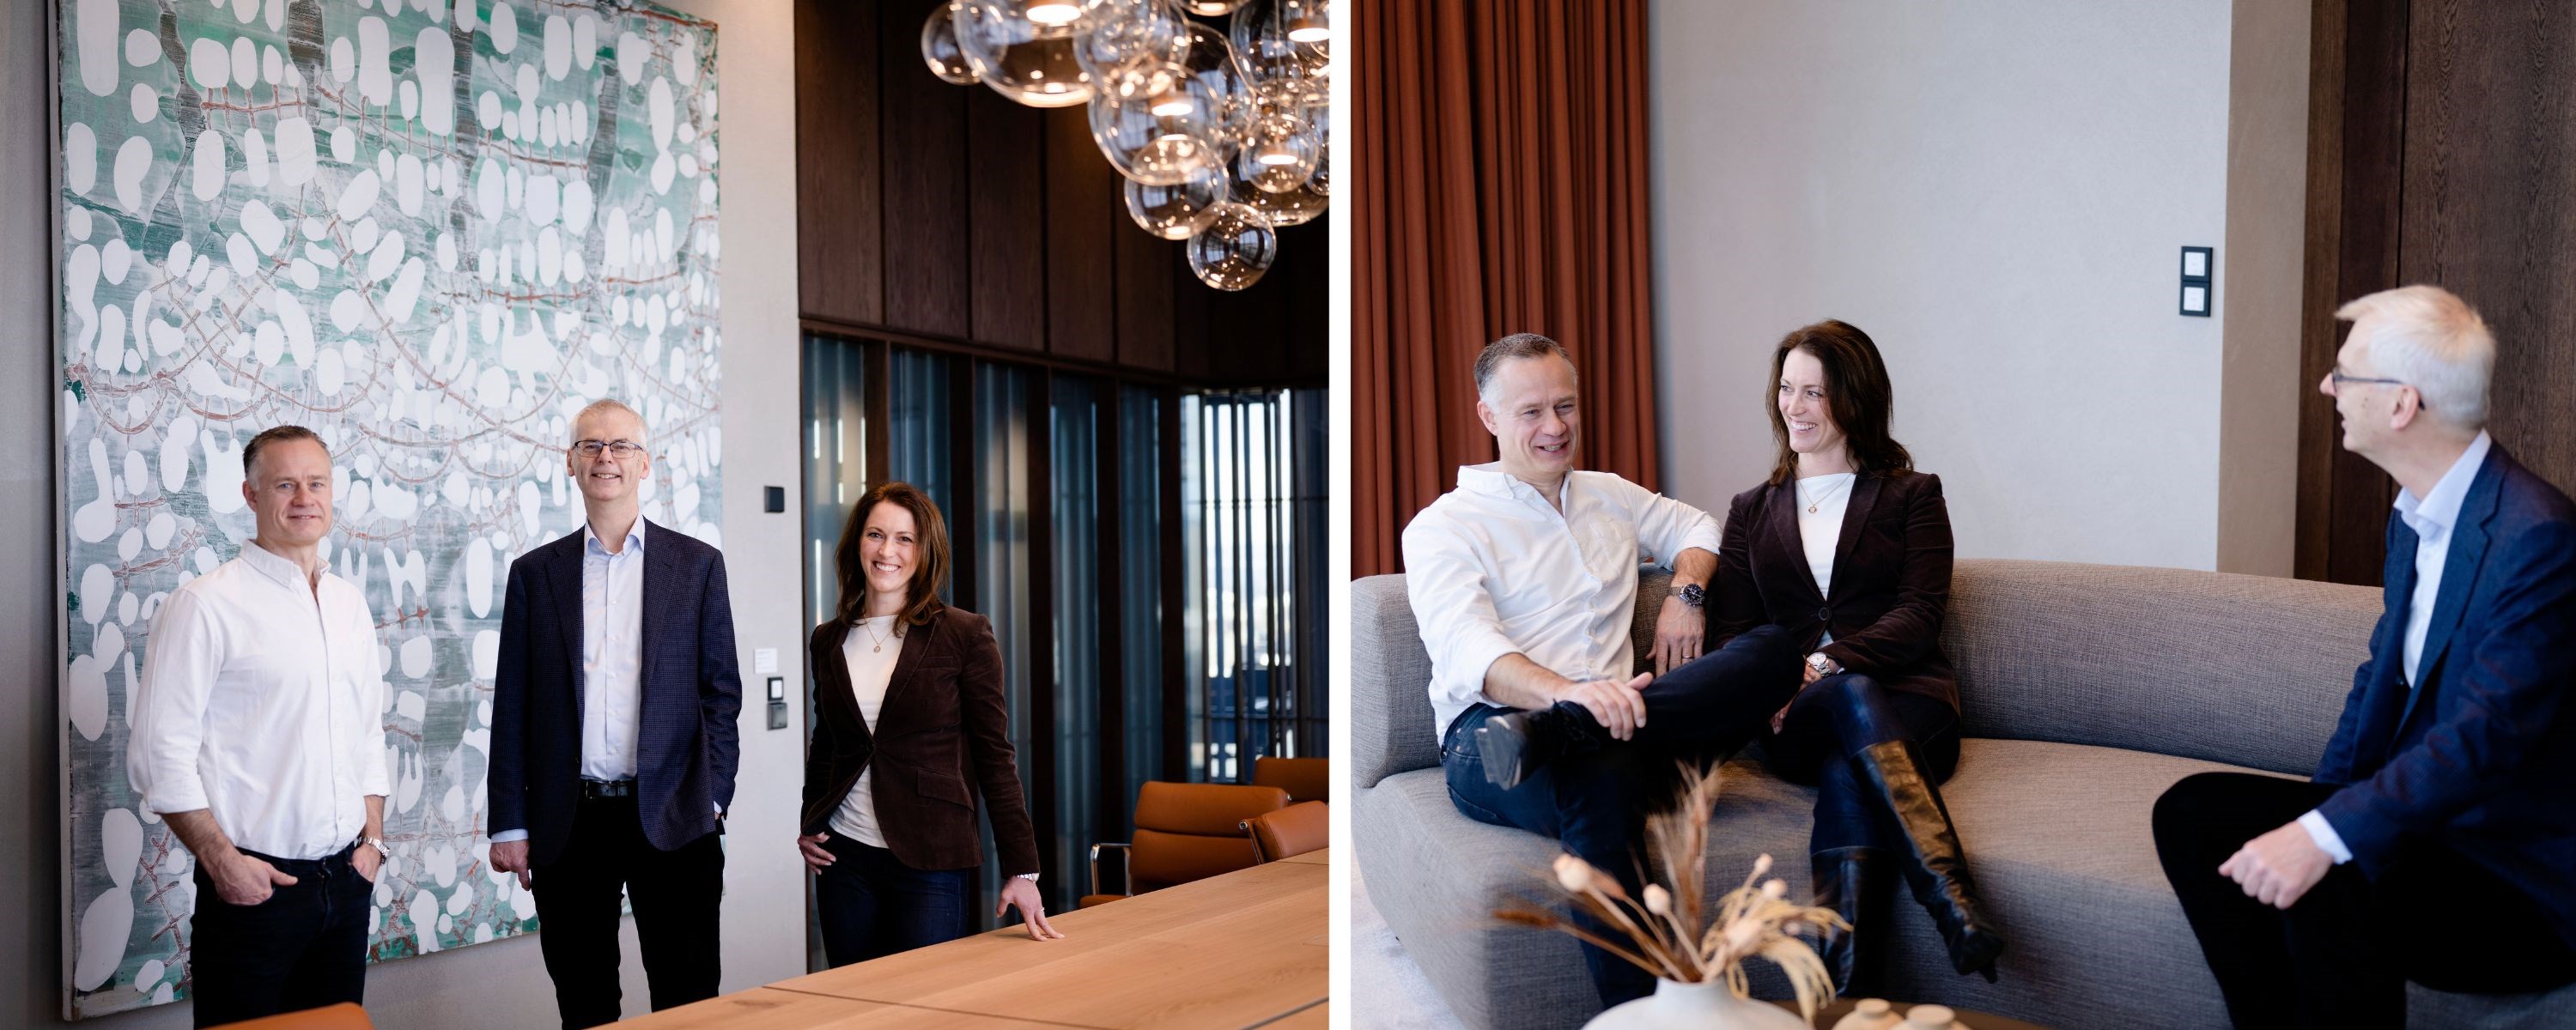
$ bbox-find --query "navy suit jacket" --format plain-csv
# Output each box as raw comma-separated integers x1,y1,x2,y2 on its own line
489,519,744,863
2312,444,2576,948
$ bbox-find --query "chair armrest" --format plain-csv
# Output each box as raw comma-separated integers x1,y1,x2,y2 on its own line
1089,842,1133,899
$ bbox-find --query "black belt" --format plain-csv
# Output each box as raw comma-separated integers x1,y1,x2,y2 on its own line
580,779,638,801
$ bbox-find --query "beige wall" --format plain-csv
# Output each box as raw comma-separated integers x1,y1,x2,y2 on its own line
1,0,805,1025
1649,0,2307,573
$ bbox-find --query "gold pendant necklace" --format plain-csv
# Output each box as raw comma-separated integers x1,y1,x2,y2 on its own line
863,617,894,653
1803,476,1852,515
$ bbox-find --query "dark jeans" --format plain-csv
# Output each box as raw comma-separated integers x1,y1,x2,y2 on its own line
530,794,726,1029
1443,624,1800,1010
188,844,373,1028
2153,772,2576,1028
814,834,971,967
1761,674,1959,854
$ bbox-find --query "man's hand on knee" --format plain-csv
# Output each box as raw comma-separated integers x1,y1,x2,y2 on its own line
2219,821,2332,910
1556,673,1651,740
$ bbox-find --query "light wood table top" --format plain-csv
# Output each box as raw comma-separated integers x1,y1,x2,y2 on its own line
624,988,1065,1029
1277,847,1329,866
775,858,1327,1029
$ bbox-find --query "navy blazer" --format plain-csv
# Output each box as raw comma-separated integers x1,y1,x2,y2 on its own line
488,520,744,863
2312,444,2576,948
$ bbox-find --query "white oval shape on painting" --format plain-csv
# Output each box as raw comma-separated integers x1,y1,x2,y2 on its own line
465,536,494,616
524,173,558,224
649,150,673,195
343,476,370,520
398,153,425,216
264,0,283,31
67,655,107,740
241,127,269,187
117,525,142,562
337,167,381,221
230,0,255,24
252,318,284,365
65,124,100,197
118,588,137,625
533,227,561,285
472,630,501,680
160,413,196,488
386,258,425,321
72,888,134,991
518,480,541,536
129,83,157,123
263,44,281,86
112,135,152,215
453,0,476,31
315,346,344,394
489,3,519,54
395,689,425,724
290,258,318,290
357,16,392,106
146,511,176,549
331,124,356,163
203,430,246,513
327,35,353,83
562,248,584,283
648,76,673,151
271,288,315,366
474,158,503,222
77,562,111,621
273,116,317,185
229,36,255,92
119,445,146,498
435,231,457,272
616,30,645,85
544,15,570,80
416,27,454,136
328,289,366,332
677,152,698,180
440,787,466,833
76,0,121,96
135,959,163,992
574,14,597,68
399,634,432,679
477,90,501,130
474,365,510,409
601,208,627,270
65,204,93,242
240,199,284,254
102,809,143,888
100,237,132,284
350,215,380,255
399,78,417,119
654,207,675,260
125,28,158,67
190,37,229,89
224,233,256,277
411,890,442,952
366,229,404,282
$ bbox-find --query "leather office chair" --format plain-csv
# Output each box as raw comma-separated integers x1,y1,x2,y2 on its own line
1251,755,1329,803
1243,800,1328,862
1084,781,1290,906
210,1003,374,1029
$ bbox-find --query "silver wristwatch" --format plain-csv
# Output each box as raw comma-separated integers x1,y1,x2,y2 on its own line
1806,652,1839,676
361,836,390,860
1015,872,1041,882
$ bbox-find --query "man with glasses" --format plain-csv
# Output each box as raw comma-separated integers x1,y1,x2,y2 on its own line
488,399,743,1027
2153,286,2576,1026
130,426,391,1027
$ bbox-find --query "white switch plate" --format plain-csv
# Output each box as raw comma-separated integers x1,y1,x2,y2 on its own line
755,647,778,676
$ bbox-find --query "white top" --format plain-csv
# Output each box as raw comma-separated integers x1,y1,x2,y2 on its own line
1402,464,1725,741
829,616,902,847
579,519,647,782
1796,474,1856,649
2300,430,2493,867
128,540,392,860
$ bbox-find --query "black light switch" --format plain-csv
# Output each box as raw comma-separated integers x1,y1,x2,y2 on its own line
763,486,785,512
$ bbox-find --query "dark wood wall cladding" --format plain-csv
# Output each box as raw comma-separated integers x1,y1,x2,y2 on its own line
795,0,1327,388
2296,0,2576,585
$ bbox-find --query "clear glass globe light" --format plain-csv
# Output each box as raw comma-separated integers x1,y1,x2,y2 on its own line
1237,110,1319,193
1224,124,1322,225
1178,21,1257,139
1075,0,1192,88
1180,0,1247,14
1231,0,1330,106
1187,202,1278,290
1089,64,1227,185
922,3,981,84
1125,164,1229,239
955,0,1096,108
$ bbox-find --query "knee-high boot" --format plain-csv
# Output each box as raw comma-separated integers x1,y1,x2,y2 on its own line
1851,740,2006,980
1809,846,1893,996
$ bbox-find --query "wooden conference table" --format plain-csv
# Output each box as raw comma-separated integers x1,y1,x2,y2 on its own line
629,850,1330,1029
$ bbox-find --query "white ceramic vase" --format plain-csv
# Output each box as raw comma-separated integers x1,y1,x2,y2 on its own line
1582,978,1812,1030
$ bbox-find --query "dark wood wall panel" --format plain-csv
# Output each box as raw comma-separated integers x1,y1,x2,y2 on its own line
1113,211,1176,372
2399,0,2576,493
877,0,972,339
2298,0,2576,585
793,0,882,325
968,89,1047,351
1045,110,1119,362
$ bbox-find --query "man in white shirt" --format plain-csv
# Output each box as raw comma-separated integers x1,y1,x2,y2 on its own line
1403,334,1801,1009
487,399,743,1027
2154,287,2576,1026
130,425,391,1027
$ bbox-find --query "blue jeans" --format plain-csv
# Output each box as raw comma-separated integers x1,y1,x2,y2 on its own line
1442,625,1800,1010
1760,674,1959,855
813,834,971,967
186,845,373,1028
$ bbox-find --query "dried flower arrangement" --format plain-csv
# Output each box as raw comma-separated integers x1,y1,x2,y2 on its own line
1496,764,1849,1021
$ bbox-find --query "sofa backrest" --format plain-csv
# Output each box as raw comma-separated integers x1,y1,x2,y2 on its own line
1351,559,2383,788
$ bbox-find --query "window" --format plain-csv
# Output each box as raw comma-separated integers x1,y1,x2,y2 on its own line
1183,388,1327,782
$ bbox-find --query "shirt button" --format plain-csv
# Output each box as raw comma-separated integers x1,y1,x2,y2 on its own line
1815,606,1831,621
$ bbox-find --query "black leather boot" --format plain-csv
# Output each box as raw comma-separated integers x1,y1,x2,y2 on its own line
1475,702,1609,790
1809,847,1893,997
1851,740,2006,981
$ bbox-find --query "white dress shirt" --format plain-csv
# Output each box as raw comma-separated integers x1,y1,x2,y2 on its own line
1402,464,1725,742
1797,473,1856,647
579,519,647,782
829,617,902,847
129,540,392,860
2300,431,2492,865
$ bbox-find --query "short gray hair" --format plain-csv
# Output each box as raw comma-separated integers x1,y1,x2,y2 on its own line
2336,285,2494,430
570,398,649,442
1473,333,1575,399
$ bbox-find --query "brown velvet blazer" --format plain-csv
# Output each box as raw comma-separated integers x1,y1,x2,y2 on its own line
800,607,1042,875
1710,470,1959,712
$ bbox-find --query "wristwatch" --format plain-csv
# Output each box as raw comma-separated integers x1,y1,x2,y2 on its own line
360,836,390,861
1676,583,1705,609
1806,652,1840,677
1015,872,1041,882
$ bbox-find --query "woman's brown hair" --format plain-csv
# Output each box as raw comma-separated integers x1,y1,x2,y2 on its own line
1766,319,1914,486
833,482,951,628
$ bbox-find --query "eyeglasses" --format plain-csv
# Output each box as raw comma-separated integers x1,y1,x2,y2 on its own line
2329,370,2428,410
572,439,647,457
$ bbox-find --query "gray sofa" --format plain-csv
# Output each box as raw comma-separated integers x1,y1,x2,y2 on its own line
1353,559,2576,1029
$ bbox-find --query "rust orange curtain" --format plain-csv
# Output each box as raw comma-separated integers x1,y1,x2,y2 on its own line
1352,0,1662,578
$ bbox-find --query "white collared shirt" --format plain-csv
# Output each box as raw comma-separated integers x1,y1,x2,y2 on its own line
2300,430,2493,865
1797,473,1857,646
128,540,391,861
1402,464,1724,742
829,617,902,847
580,519,647,782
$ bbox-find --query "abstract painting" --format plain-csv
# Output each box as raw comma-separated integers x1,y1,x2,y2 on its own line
57,0,720,1016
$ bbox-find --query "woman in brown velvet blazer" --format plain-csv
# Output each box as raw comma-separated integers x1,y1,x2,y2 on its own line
1708,320,2002,995
796,482,1062,966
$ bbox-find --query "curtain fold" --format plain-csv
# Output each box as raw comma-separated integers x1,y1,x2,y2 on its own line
1353,0,1662,578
